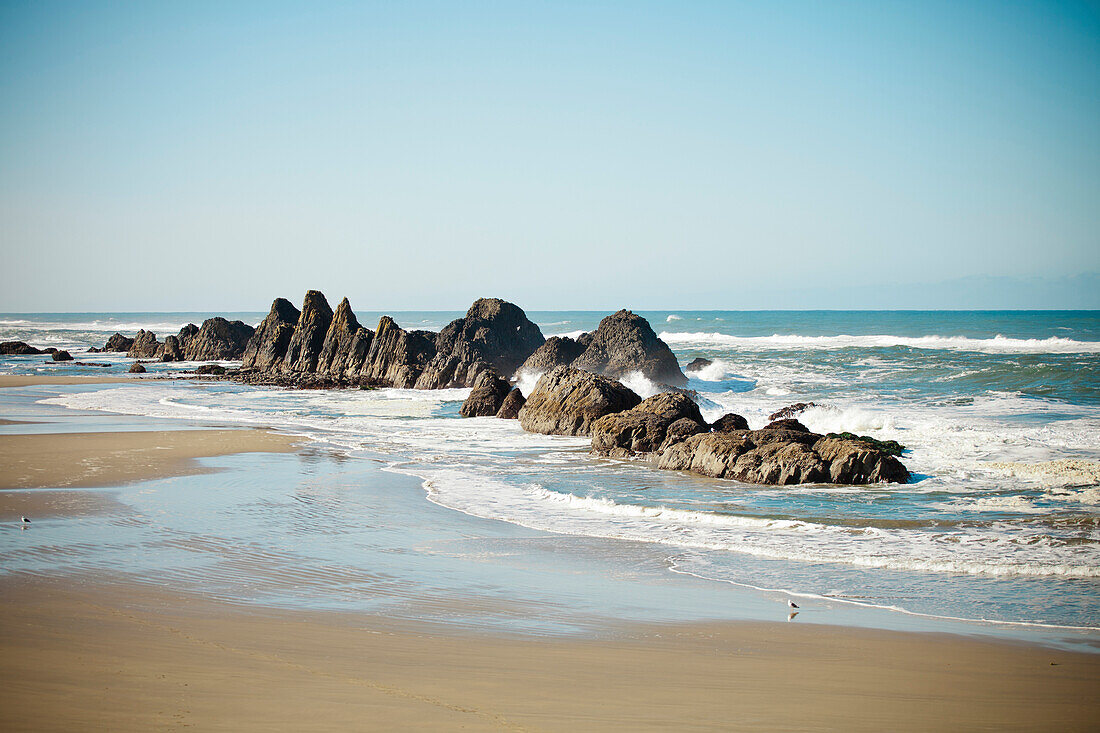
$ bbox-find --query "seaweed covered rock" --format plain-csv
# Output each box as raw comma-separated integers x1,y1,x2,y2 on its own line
518,366,641,437
591,392,706,457
813,436,909,483
415,298,544,389
572,310,687,386
495,388,526,419
242,298,301,371
460,371,512,417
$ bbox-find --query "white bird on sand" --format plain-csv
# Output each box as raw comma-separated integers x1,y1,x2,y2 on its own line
787,600,799,609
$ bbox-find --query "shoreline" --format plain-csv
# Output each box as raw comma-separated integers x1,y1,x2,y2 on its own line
0,573,1096,732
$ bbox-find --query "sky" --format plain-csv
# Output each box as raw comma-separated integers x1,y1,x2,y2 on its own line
1,0,1098,311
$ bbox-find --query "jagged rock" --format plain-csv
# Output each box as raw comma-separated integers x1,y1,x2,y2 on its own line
685,357,713,372
767,403,817,421
591,392,706,457
194,363,226,375
460,371,512,417
51,350,73,361
813,436,909,483
495,388,525,419
518,366,641,437
161,335,183,362
656,427,906,485
184,318,254,361
341,327,375,380
415,298,545,389
282,291,333,372
0,341,44,355
126,330,161,359
712,413,750,432
571,310,687,386
103,333,135,353
242,298,301,371
356,317,437,388
128,363,146,373
764,418,809,432
518,336,587,375
315,298,361,376
176,324,199,352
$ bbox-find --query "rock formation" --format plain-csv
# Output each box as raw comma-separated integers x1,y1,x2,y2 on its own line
161,335,184,362
685,357,712,372
51,350,73,361
127,330,162,359
183,318,254,361
128,363,147,373
590,392,706,457
572,310,687,386
711,413,750,432
194,364,226,375
767,403,817,421
242,298,301,371
518,366,642,437
282,291,334,373
92,333,135,353
460,372,512,417
0,341,45,355
518,336,587,374
316,298,361,376
495,388,525,419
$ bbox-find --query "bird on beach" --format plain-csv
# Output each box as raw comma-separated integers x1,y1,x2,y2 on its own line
787,600,799,609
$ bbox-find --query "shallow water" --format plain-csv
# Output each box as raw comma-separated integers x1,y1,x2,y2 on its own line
1,310,1097,638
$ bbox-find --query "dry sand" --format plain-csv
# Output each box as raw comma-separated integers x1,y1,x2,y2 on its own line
0,576,1095,733
0,429,300,490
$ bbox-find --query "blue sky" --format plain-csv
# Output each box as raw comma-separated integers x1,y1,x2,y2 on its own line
1,1,1097,311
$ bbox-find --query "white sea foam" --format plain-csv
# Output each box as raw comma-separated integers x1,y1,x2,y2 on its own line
659,331,1100,354
666,314,682,322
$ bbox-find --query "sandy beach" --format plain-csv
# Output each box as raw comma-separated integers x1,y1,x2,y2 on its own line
0,574,1095,732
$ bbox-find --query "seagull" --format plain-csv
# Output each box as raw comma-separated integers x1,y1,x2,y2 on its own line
787,600,799,609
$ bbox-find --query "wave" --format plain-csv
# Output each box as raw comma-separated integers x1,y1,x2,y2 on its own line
659,331,1100,354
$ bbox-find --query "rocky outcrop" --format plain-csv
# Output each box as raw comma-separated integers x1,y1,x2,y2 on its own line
99,333,135,353
518,366,642,437
414,298,545,389
176,324,199,352
127,330,162,359
518,336,587,375
161,335,184,362
0,341,44,355
460,371,512,417
495,388,525,419
282,291,333,373
317,298,361,376
591,392,706,457
128,363,146,373
711,413,749,432
357,316,437,388
764,418,809,432
571,310,687,386
767,403,817,421
51,350,73,361
242,298,301,371
656,428,908,485
685,357,712,372
194,364,226,375
183,318,254,361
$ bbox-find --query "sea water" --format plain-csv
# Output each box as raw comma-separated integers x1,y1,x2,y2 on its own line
0,310,1097,635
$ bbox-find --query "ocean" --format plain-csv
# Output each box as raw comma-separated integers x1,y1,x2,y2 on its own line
1,309,1098,640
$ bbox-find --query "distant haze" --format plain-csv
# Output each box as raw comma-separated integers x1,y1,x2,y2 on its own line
1,2,1098,311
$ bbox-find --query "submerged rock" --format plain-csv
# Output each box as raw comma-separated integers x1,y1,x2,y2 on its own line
767,403,817,421
460,371,512,417
495,388,526,419
591,392,706,457
242,298,301,371
518,366,642,437
685,357,713,372
571,310,687,386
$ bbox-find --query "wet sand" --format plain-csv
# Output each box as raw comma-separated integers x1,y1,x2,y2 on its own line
0,375,136,388
0,575,1095,732
0,430,300,490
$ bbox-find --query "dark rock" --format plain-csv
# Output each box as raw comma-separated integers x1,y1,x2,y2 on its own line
825,432,906,457
685,357,713,372
103,333,135,353
764,418,810,433
194,363,226,375
51,350,73,361
767,403,817,422
161,335,184,362
184,318,255,361
128,363,147,373
518,336,586,375
591,392,705,457
814,436,910,483
414,298,545,389
43,348,58,354
341,327,375,380
711,413,750,432
355,316,437,388
518,366,641,437
126,330,162,359
0,341,44,355
282,291,334,373
317,298,361,376
460,371,512,417
656,427,907,485
242,298,301,371
659,417,709,452
176,324,199,353
572,310,687,386
495,388,526,419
